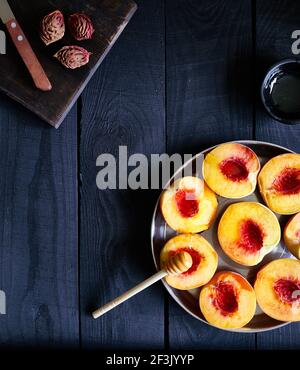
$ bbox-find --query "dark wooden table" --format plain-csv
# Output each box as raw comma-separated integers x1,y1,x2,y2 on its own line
0,0,299,350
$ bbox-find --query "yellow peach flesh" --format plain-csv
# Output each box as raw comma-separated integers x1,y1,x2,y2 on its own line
199,271,256,329
203,143,260,199
160,176,218,233
284,212,300,259
160,234,218,290
254,259,300,322
218,202,281,266
258,153,300,215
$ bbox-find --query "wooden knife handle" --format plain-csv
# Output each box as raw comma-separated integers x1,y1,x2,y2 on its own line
6,18,52,91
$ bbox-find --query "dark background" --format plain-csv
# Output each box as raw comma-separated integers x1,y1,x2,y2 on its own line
0,0,299,349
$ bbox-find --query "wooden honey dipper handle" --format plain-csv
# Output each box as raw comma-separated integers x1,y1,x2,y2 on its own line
164,251,193,276
92,252,193,319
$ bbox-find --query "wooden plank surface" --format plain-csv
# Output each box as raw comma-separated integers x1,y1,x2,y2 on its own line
255,0,300,350
166,0,256,349
79,0,166,349
0,0,136,127
0,95,78,347
0,0,299,350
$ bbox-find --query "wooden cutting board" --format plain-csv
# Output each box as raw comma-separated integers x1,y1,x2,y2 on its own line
0,0,137,128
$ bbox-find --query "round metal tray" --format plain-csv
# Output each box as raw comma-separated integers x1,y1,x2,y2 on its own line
151,140,296,333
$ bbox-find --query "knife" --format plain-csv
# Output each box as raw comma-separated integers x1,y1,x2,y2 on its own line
0,0,52,91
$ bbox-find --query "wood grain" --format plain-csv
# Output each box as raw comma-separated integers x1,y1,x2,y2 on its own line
255,0,300,350
255,0,300,153
0,95,78,348
166,0,256,349
79,0,166,349
0,0,136,127
92,251,192,319
0,0,299,350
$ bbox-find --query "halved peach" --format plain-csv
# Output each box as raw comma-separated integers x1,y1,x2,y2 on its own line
254,259,300,322
284,213,300,259
199,271,256,329
202,143,260,198
218,202,281,266
258,153,300,215
160,234,218,290
160,176,218,233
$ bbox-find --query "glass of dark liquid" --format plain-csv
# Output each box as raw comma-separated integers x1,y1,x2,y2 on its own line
261,59,300,124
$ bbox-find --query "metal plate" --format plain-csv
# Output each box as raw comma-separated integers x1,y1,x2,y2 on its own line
151,140,297,333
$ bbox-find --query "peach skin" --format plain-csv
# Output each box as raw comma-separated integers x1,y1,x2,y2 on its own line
284,213,300,259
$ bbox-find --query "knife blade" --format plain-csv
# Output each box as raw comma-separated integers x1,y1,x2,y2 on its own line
0,0,52,91
0,0,13,23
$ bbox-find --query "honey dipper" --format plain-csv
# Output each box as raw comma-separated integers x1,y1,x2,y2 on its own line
92,251,193,319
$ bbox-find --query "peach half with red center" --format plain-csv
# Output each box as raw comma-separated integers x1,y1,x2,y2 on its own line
199,271,256,329
202,143,260,199
258,153,300,215
284,213,300,259
254,259,300,322
160,176,218,233
218,202,281,266
160,234,218,290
